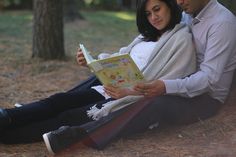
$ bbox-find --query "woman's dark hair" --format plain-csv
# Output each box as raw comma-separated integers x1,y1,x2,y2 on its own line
136,0,182,41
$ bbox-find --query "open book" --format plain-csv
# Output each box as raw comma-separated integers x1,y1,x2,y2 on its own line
80,44,144,88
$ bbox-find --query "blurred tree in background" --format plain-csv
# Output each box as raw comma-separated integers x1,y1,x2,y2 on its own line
219,0,236,14
0,0,135,10
0,0,33,9
82,0,134,10
0,0,235,14
63,0,84,21
33,0,65,59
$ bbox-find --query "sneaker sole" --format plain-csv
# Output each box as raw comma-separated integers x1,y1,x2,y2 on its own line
43,133,55,155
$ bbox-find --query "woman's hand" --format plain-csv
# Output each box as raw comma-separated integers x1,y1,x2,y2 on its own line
76,48,87,67
134,80,166,98
104,85,142,99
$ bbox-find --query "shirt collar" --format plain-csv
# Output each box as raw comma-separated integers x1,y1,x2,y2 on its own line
192,0,217,24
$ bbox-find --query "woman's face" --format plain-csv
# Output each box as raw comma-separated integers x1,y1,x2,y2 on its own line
145,0,171,31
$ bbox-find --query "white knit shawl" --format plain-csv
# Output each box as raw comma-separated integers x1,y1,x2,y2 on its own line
87,23,196,120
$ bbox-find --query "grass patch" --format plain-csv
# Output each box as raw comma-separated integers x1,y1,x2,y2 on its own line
64,10,137,56
0,10,137,61
0,11,32,37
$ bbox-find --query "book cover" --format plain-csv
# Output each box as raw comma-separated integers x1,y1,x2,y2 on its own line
80,44,144,88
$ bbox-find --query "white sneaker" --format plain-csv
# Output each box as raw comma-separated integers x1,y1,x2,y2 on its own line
42,126,87,155
43,133,55,155
14,103,23,108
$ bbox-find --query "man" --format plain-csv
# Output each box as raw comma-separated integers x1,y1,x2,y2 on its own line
42,0,236,154
161,0,236,103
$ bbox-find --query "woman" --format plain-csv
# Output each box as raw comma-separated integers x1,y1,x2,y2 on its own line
0,0,195,153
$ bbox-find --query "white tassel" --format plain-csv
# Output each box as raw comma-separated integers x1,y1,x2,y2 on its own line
87,95,143,120
87,105,100,120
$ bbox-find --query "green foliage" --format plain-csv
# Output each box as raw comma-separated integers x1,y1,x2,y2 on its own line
2,0,21,7
219,0,236,15
1,0,236,14
0,0,33,10
1,0,122,10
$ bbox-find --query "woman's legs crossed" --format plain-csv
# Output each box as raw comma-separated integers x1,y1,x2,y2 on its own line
0,98,113,144
5,89,104,127
1,104,92,144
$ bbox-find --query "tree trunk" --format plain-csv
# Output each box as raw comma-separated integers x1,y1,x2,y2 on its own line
232,71,236,90
32,0,65,60
131,0,136,9
122,0,136,9
122,0,131,8
21,0,33,9
63,0,84,22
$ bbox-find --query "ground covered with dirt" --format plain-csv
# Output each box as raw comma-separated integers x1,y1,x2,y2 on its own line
0,57,236,157
0,10,236,157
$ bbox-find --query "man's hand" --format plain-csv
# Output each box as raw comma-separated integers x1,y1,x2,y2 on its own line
134,80,166,97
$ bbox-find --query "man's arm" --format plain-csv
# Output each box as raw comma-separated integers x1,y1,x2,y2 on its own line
163,22,236,100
